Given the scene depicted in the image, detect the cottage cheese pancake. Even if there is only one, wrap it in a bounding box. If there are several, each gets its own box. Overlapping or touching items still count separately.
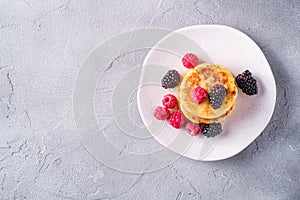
[179,63,237,119]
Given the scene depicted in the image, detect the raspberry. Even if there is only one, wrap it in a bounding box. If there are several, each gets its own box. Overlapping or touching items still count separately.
[185,122,201,136]
[191,86,208,104]
[209,84,227,109]
[235,70,258,95]
[162,94,177,109]
[202,123,222,138]
[182,53,199,69]
[153,106,170,120]
[161,70,181,89]
[169,110,186,129]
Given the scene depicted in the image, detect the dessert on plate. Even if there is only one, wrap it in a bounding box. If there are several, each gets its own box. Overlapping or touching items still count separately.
[153,53,258,138]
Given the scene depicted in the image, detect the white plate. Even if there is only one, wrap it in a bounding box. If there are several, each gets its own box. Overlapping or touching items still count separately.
[137,25,276,161]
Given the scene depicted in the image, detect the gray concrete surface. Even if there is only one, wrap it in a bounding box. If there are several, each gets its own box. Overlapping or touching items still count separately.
[0,0,300,199]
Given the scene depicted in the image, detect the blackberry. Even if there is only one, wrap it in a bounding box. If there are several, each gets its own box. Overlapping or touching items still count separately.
[235,70,258,95]
[202,123,222,138]
[161,70,181,89]
[209,84,227,109]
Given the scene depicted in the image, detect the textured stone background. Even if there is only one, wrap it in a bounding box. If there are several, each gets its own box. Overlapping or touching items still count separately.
[0,0,300,199]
